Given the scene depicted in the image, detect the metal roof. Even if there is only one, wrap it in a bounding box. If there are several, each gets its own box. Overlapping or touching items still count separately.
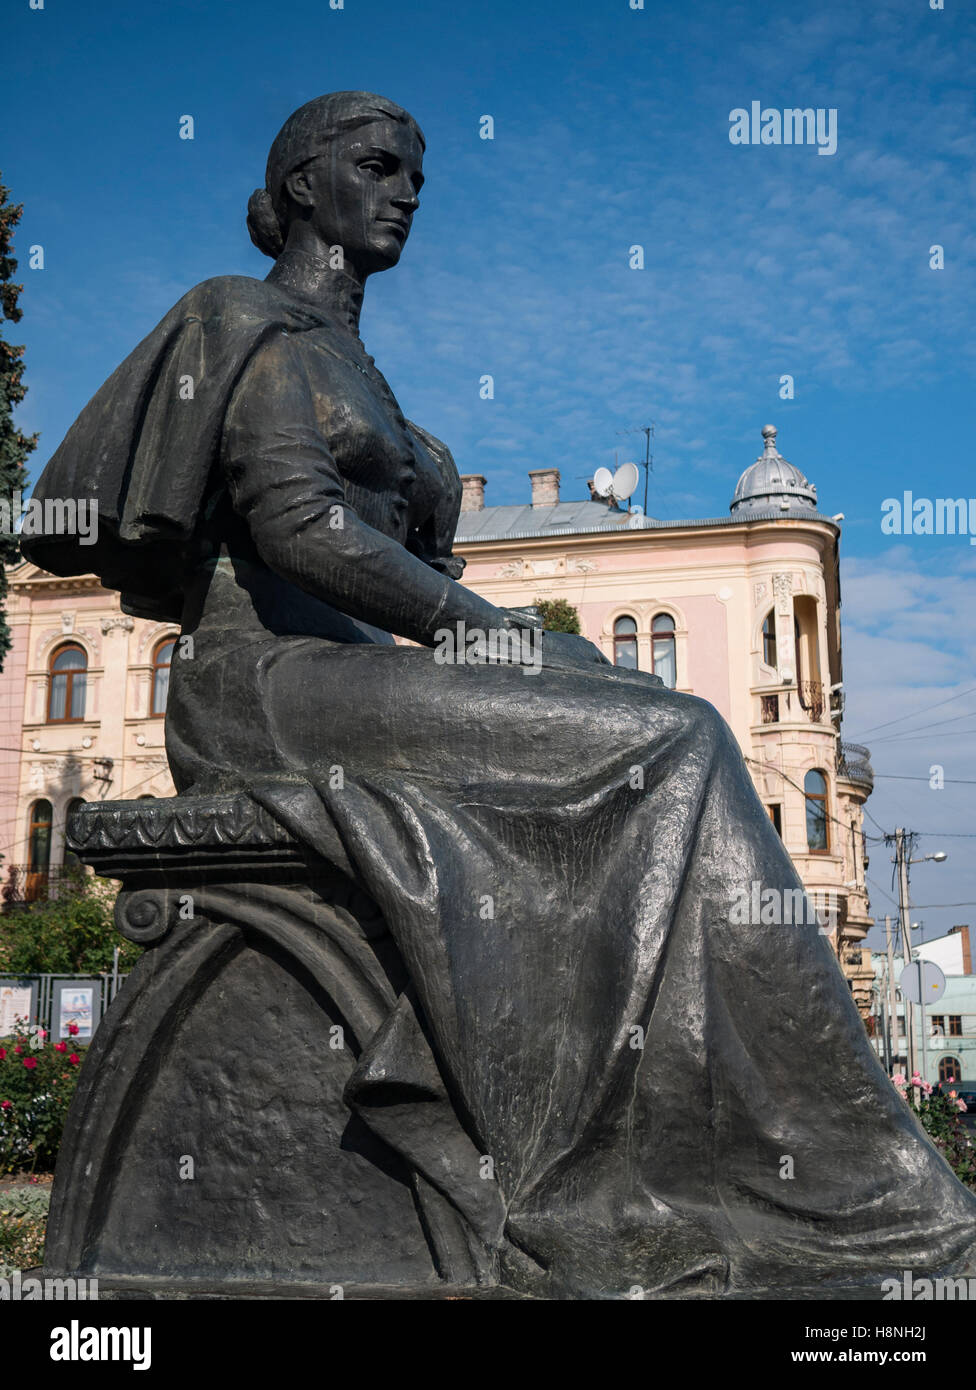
[455,502,839,545]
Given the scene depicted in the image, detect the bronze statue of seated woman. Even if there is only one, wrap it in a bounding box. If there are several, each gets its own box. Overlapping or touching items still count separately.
[24,91,976,1299]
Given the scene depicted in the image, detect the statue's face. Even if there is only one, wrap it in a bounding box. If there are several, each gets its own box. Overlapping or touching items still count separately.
[289,118,425,275]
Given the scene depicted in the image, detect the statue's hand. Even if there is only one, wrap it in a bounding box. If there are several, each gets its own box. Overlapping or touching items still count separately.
[536,629,612,671]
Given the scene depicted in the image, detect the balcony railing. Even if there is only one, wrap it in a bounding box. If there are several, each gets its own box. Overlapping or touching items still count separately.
[837,741,874,791]
[797,679,825,722]
[1,865,90,909]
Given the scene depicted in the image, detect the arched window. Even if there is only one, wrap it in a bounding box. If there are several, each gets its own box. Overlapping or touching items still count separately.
[28,799,52,873]
[48,643,87,722]
[613,615,638,669]
[63,797,87,872]
[651,613,676,689]
[804,769,829,853]
[26,798,52,901]
[939,1056,962,1084]
[762,611,777,668]
[151,637,175,716]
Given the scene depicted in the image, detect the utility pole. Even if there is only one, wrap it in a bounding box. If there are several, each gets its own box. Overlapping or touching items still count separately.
[894,829,917,1079]
[885,915,899,1074]
[887,829,948,1084]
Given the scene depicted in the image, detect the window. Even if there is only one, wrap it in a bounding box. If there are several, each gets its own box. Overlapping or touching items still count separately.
[761,694,779,724]
[939,1056,962,1083]
[26,798,52,901]
[949,1015,963,1037]
[762,611,777,668]
[804,770,829,853]
[651,613,676,689]
[28,799,52,873]
[932,1016,945,1035]
[613,615,638,669]
[48,644,87,722]
[767,804,782,836]
[151,637,175,716]
[63,797,87,872]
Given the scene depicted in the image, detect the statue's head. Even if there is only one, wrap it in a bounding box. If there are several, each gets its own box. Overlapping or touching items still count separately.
[247,91,425,277]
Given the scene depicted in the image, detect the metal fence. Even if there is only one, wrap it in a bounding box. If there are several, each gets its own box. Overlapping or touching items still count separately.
[0,971,128,1044]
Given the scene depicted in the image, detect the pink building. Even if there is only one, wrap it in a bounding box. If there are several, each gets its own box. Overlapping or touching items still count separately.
[0,424,874,1008]
[454,426,875,1011]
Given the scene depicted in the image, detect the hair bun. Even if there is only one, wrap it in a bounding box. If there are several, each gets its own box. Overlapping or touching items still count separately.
[246,187,285,260]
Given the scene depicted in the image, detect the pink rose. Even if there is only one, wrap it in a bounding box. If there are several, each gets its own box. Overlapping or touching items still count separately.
[0,1100,11,1111]
[68,1053,80,1066]
[54,1041,67,1054]
[22,1056,37,1070]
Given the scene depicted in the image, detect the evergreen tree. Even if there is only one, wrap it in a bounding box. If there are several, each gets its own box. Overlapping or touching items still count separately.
[0,177,38,669]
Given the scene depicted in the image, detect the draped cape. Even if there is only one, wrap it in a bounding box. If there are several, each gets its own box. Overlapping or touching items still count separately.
[20,277,332,621]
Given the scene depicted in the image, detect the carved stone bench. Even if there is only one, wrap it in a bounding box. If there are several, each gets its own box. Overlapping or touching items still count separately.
[42,794,496,1298]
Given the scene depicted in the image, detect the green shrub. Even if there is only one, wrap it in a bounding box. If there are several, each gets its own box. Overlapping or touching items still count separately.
[0,872,141,976]
[0,1182,49,1275]
[533,597,582,634]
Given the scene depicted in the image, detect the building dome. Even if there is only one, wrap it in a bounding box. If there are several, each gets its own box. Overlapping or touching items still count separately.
[730,425,818,515]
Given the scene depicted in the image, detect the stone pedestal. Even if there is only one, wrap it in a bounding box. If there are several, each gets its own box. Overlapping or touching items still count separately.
[42,795,470,1297]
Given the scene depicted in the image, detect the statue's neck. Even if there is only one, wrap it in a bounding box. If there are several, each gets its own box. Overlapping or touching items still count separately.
[267,246,365,336]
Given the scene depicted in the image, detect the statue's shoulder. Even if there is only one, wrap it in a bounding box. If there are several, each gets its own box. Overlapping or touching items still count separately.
[407,419,458,473]
[171,274,314,331]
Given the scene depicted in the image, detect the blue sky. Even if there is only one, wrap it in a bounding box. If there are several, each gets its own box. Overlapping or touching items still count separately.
[6,0,975,942]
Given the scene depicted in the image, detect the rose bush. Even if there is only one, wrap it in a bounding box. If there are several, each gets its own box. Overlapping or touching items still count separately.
[0,1018,86,1174]
[893,1071,975,1189]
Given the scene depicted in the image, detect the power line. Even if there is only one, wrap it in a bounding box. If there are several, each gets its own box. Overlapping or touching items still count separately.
[847,685,976,741]
[868,728,976,745]
[871,774,976,785]
[867,708,976,743]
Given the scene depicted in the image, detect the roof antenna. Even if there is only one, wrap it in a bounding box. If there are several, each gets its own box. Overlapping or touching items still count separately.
[615,424,654,513]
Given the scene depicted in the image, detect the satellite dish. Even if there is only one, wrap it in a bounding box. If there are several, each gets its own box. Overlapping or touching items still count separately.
[593,467,613,497]
[612,462,640,500]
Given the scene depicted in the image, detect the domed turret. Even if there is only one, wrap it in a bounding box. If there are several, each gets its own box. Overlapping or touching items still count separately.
[730,425,818,515]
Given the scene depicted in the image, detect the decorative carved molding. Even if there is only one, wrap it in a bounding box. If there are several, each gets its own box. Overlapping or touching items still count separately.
[137,623,179,662]
[495,559,525,578]
[68,794,296,855]
[569,557,599,574]
[772,572,794,616]
[753,581,768,607]
[101,615,134,636]
[61,611,75,634]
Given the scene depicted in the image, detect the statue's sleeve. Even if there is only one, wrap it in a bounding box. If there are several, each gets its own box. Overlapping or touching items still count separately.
[220,332,504,646]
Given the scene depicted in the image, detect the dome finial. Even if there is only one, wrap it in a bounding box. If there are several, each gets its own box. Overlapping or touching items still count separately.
[729,423,817,515]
